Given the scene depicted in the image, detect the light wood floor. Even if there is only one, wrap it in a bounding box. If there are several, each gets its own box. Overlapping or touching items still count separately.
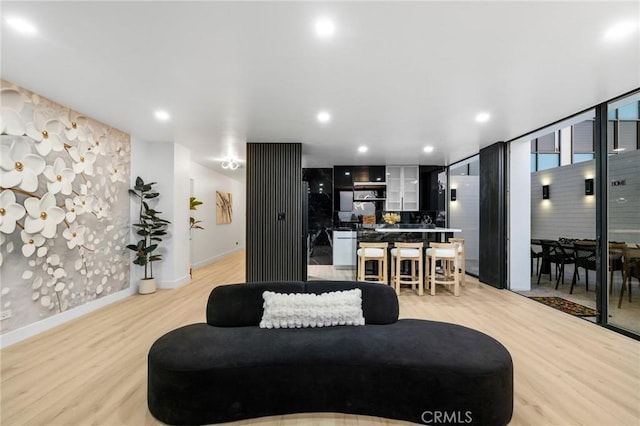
[1,251,639,426]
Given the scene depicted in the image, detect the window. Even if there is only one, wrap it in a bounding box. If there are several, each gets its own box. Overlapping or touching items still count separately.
[617,102,639,120]
[607,100,639,153]
[572,120,594,161]
[573,153,594,164]
[537,153,560,170]
[530,133,559,171]
[618,121,638,151]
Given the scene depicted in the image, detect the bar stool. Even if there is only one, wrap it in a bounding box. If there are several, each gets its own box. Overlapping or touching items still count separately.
[426,242,460,296]
[449,237,466,285]
[390,242,424,295]
[357,242,389,284]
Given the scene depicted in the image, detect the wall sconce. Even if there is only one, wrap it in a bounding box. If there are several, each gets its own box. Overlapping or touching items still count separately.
[451,189,457,202]
[542,185,550,200]
[585,178,594,196]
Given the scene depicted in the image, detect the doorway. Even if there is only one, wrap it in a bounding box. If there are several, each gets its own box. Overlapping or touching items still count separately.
[509,90,640,338]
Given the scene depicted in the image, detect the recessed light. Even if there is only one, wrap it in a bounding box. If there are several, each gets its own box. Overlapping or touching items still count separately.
[475,112,491,123]
[315,18,335,38]
[423,146,434,153]
[358,146,368,153]
[345,172,350,176]
[6,17,37,35]
[154,110,170,121]
[319,183,324,186]
[317,111,331,123]
[604,21,638,41]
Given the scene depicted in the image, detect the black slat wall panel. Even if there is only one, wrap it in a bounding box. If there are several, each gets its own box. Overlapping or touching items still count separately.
[479,142,507,289]
[246,143,303,282]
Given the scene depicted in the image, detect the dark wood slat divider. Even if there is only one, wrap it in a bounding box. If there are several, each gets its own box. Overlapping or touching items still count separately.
[479,141,507,288]
[246,143,304,282]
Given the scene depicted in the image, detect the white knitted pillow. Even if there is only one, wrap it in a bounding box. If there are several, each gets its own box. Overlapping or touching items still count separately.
[260,289,365,329]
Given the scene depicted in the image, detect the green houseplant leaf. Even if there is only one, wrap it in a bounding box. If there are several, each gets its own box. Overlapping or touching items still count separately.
[127,176,171,279]
[189,196,205,231]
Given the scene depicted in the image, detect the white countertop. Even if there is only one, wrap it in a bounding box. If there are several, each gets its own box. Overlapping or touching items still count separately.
[375,226,462,233]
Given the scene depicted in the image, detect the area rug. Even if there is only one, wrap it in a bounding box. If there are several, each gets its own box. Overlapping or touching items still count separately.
[529,297,597,317]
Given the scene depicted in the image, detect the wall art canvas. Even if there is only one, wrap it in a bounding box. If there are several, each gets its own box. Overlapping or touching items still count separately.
[0,80,131,334]
[216,191,232,224]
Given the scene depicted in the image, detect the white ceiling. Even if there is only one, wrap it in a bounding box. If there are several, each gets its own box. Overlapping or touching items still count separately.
[2,1,639,178]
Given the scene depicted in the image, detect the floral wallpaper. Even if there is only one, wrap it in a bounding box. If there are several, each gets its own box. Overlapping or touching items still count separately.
[0,80,131,334]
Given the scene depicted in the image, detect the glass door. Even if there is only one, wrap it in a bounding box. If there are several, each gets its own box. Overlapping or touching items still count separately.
[449,156,479,276]
[606,91,640,335]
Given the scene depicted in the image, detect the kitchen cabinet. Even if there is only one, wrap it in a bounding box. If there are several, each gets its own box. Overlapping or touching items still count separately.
[333,230,357,268]
[352,166,386,183]
[385,165,419,211]
[333,166,353,189]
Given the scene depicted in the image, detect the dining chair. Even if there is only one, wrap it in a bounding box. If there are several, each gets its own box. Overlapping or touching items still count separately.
[608,242,626,295]
[618,245,639,308]
[550,241,576,289]
[571,241,596,294]
[537,240,564,285]
[531,239,544,277]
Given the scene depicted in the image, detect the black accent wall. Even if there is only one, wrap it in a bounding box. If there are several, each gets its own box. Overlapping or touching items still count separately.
[479,142,507,288]
[246,143,305,282]
[419,165,447,211]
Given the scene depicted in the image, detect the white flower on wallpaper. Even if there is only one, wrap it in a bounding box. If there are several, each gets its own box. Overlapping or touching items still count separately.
[23,192,65,238]
[0,138,46,192]
[0,190,25,234]
[0,80,131,333]
[20,230,45,257]
[43,158,75,195]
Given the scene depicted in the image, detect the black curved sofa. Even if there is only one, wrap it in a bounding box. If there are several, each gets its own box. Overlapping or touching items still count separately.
[148,281,513,425]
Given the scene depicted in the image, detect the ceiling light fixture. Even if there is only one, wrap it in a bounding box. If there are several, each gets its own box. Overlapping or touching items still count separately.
[475,112,491,123]
[317,111,331,123]
[358,146,368,153]
[6,17,37,35]
[315,18,335,38]
[604,21,638,41]
[154,110,170,121]
[423,146,434,153]
[221,158,240,170]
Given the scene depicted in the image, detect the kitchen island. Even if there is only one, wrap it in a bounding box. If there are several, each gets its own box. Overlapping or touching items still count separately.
[359,224,462,244]
[332,225,462,269]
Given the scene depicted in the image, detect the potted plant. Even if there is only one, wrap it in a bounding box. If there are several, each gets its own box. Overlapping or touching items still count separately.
[127,176,171,294]
[189,196,204,278]
[190,196,204,231]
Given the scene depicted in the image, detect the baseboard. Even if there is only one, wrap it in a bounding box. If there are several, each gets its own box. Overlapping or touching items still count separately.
[191,247,243,269]
[157,274,191,289]
[509,280,532,291]
[0,286,137,349]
